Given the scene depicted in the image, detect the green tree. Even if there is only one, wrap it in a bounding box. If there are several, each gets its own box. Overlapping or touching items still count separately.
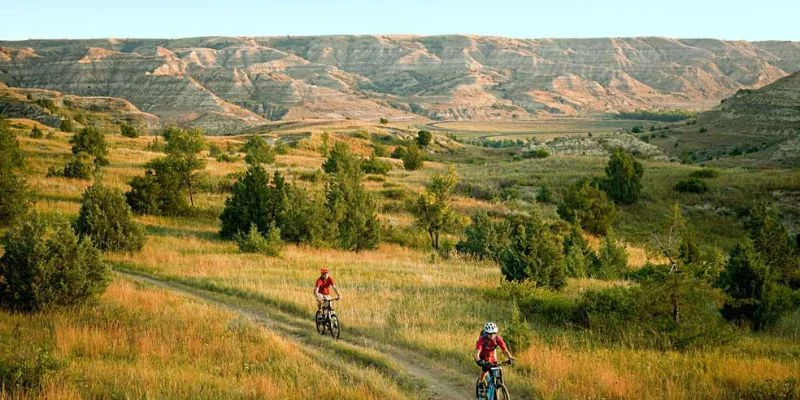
[120,123,139,138]
[70,126,109,166]
[75,184,145,252]
[59,152,96,179]
[745,203,799,287]
[718,241,794,330]
[243,135,276,165]
[604,149,644,204]
[324,144,380,251]
[402,143,424,171]
[593,231,628,279]
[0,213,108,312]
[557,179,616,235]
[126,157,190,216]
[281,185,326,246]
[416,130,432,147]
[0,118,30,225]
[59,119,75,133]
[219,165,288,240]
[236,223,284,257]
[500,214,566,290]
[562,222,596,278]
[30,125,44,138]
[162,127,206,207]
[456,210,509,261]
[411,168,461,250]
[390,145,407,160]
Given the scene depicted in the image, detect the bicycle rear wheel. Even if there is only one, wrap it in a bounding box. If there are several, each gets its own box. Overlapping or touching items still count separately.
[494,384,510,400]
[328,315,340,339]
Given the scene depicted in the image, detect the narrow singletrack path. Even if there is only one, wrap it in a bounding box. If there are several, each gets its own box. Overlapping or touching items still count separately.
[118,270,475,400]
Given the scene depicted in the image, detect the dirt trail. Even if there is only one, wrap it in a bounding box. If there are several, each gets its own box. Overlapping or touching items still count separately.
[118,271,474,400]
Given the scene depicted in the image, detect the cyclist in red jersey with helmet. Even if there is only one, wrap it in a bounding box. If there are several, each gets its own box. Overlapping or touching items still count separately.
[474,321,514,399]
[314,267,340,320]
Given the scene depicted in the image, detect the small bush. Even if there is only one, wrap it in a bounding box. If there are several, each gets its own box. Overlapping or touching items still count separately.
[402,143,424,170]
[536,184,553,203]
[372,144,389,157]
[0,213,109,312]
[416,130,432,147]
[674,178,709,194]
[56,152,95,179]
[236,224,284,257]
[209,143,238,162]
[699,127,708,133]
[0,349,61,393]
[523,149,550,159]
[557,179,617,235]
[75,184,145,252]
[243,135,276,165]
[30,125,44,138]
[59,119,75,133]
[361,156,392,175]
[120,123,139,138]
[689,168,719,179]
[390,145,407,160]
[380,188,408,201]
[70,126,109,166]
[379,118,388,125]
[145,138,166,152]
[275,141,290,155]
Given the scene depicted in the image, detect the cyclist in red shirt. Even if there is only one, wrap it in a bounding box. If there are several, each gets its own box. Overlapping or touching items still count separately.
[314,267,340,316]
[474,322,514,399]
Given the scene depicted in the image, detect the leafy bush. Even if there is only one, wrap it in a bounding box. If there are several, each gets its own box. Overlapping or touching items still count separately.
[59,151,96,179]
[536,184,553,203]
[0,119,29,225]
[523,149,550,159]
[604,149,644,204]
[322,142,360,175]
[209,143,239,162]
[361,155,392,175]
[236,224,284,257]
[390,145,407,159]
[562,223,596,278]
[500,214,566,290]
[30,125,44,138]
[0,348,60,393]
[416,130,432,147]
[592,232,629,279]
[120,123,139,138]
[243,135,275,165]
[379,118,388,125]
[70,126,109,165]
[402,143,424,170]
[220,165,287,240]
[0,213,109,312]
[557,179,617,235]
[456,210,509,261]
[59,119,75,133]
[674,178,709,194]
[372,144,389,157]
[126,157,190,216]
[75,184,145,252]
[689,168,719,179]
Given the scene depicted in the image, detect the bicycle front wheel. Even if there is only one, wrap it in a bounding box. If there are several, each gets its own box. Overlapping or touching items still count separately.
[316,311,325,334]
[494,384,510,400]
[328,315,340,339]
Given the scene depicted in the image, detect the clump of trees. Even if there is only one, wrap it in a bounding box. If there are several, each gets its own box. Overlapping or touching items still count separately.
[126,127,206,215]
[47,126,110,179]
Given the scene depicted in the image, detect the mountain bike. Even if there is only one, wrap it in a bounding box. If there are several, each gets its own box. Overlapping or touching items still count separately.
[315,297,340,339]
[477,359,513,400]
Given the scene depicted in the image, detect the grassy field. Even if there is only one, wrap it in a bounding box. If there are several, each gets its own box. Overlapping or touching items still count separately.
[3,120,800,399]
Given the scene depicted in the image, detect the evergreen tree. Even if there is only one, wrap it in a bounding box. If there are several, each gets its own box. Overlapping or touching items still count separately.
[75,184,145,252]
[402,143,424,171]
[593,231,628,279]
[456,210,509,261]
[604,149,644,204]
[219,165,288,240]
[500,214,566,290]
[0,213,108,312]
[557,179,616,235]
[745,203,799,287]
[416,130,432,147]
[70,126,109,166]
[243,135,276,165]
[562,223,595,278]
[126,157,189,216]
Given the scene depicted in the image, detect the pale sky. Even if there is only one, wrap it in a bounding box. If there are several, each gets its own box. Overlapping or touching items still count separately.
[2,0,799,41]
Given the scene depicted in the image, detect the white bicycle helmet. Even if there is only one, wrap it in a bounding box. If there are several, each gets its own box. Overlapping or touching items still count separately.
[483,322,499,334]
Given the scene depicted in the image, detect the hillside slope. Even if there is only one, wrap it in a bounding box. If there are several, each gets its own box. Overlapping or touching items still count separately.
[2,36,800,132]
[651,72,800,167]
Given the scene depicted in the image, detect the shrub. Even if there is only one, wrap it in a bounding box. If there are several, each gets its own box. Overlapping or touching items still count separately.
[390,145,407,159]
[60,152,96,179]
[416,130,432,147]
[70,126,109,165]
[557,179,617,235]
[456,210,509,260]
[236,224,284,257]
[243,135,275,165]
[0,120,29,225]
[689,168,719,179]
[275,140,290,155]
[0,348,60,393]
[372,144,389,157]
[75,184,145,252]
[30,125,44,138]
[500,214,566,290]
[631,125,643,133]
[592,232,629,279]
[126,157,190,216]
[0,214,109,312]
[402,143,424,170]
[536,184,553,203]
[379,117,388,125]
[323,142,360,175]
[562,223,596,278]
[59,119,75,133]
[523,149,550,159]
[219,165,287,240]
[699,127,708,133]
[604,148,644,204]
[361,155,392,175]
[209,143,238,162]
[120,122,139,138]
[674,178,708,194]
